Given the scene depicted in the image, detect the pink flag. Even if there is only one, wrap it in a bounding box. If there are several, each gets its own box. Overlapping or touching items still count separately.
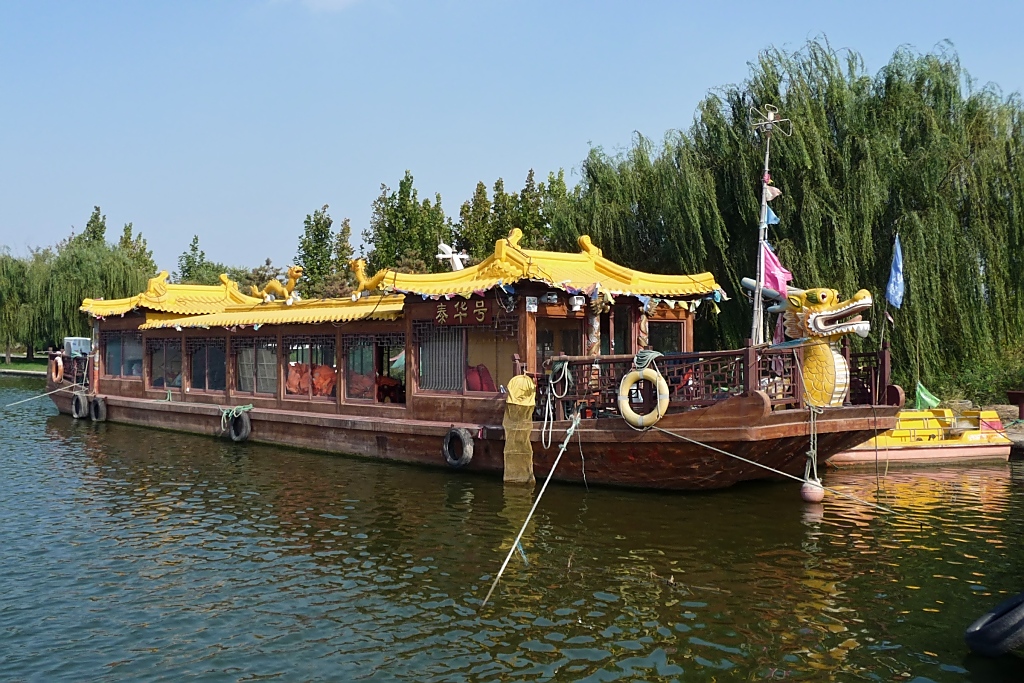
[762,242,792,297]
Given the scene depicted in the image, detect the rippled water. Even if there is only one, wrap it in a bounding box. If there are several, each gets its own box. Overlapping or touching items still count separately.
[3,377,1024,681]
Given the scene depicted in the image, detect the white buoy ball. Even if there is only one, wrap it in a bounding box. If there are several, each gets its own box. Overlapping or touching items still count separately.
[800,480,825,503]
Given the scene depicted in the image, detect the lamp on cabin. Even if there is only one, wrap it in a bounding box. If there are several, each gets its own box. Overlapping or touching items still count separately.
[570,296,586,312]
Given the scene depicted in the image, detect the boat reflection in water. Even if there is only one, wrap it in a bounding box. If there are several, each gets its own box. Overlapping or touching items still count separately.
[23,409,1023,681]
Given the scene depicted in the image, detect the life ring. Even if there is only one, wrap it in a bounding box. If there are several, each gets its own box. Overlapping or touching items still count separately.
[442,427,474,468]
[617,367,670,428]
[50,355,64,384]
[71,392,89,420]
[229,412,252,442]
[89,396,107,422]
[965,591,1024,656]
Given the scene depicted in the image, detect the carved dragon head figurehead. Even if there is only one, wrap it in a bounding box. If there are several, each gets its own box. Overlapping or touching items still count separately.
[775,288,873,342]
[741,277,876,407]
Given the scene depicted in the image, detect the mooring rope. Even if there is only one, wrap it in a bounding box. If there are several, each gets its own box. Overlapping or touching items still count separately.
[541,361,572,449]
[650,424,934,527]
[220,404,254,432]
[3,383,82,409]
[482,411,583,608]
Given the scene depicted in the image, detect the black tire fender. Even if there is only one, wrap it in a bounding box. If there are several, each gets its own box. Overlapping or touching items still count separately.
[89,396,107,422]
[965,591,1024,657]
[442,427,473,468]
[71,392,89,420]
[229,412,252,442]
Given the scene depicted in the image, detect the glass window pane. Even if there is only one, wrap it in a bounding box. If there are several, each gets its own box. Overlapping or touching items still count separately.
[237,348,255,393]
[191,347,207,390]
[104,338,122,377]
[151,347,166,388]
[166,344,182,387]
[311,341,336,398]
[123,337,143,377]
[346,343,374,399]
[207,345,226,391]
[285,341,310,397]
[466,329,516,392]
[255,345,277,394]
[649,322,682,354]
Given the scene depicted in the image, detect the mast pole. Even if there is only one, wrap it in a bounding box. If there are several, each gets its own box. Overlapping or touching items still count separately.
[749,105,791,346]
[751,131,772,345]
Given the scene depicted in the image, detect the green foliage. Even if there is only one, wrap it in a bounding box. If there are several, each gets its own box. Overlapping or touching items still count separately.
[363,171,452,274]
[545,39,1024,387]
[174,235,227,285]
[117,223,157,277]
[295,204,334,297]
[0,250,28,354]
[454,170,560,259]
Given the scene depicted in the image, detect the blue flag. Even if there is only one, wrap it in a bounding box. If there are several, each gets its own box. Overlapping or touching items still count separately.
[766,206,780,225]
[886,235,904,308]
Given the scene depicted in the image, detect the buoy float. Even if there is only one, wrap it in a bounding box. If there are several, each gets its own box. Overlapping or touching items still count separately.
[800,480,825,503]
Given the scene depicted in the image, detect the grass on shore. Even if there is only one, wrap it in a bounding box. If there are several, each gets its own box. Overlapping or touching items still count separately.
[1,359,48,372]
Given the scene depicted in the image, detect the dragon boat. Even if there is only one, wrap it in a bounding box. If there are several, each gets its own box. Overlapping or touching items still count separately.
[46,227,903,491]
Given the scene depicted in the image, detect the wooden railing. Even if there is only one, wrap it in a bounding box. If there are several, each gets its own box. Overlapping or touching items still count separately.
[532,340,892,418]
[845,340,892,406]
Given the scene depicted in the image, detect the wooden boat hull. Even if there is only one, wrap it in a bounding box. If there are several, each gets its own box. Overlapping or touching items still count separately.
[50,384,899,491]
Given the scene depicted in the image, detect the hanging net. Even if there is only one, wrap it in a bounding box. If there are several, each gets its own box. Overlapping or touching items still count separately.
[503,375,537,485]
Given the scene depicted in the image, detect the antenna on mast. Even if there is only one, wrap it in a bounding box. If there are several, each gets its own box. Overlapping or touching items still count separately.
[749,104,792,345]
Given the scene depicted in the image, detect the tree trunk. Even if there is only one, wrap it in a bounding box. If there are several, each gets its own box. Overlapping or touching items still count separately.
[4,344,10,365]
[26,343,34,361]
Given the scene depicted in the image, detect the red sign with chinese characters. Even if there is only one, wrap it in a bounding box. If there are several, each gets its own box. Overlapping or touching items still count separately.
[434,298,493,325]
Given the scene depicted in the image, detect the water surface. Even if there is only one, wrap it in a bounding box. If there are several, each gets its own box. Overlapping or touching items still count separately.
[2,376,1023,681]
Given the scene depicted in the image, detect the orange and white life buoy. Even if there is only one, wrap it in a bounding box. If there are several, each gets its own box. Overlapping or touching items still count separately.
[617,367,670,429]
[50,355,64,384]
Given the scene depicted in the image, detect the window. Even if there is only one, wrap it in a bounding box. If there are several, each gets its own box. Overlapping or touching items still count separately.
[343,333,406,403]
[285,335,337,399]
[536,318,582,369]
[234,337,277,395]
[101,331,143,378]
[147,338,182,388]
[188,338,227,392]
[599,305,632,355]
[649,322,683,353]
[416,320,518,394]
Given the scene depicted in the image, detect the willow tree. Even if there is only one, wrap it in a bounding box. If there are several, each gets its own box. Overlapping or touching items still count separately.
[549,39,1024,393]
[36,239,149,344]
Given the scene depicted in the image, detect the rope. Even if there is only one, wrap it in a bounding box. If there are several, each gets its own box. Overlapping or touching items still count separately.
[803,405,823,484]
[650,424,934,528]
[3,383,82,409]
[220,404,254,432]
[541,361,573,449]
[482,412,583,608]
[632,350,663,370]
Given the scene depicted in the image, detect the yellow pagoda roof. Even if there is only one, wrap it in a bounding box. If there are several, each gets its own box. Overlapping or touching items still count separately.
[81,271,262,317]
[139,294,405,330]
[352,230,721,298]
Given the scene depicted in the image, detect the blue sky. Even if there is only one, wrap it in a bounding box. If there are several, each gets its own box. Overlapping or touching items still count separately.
[2,0,1022,272]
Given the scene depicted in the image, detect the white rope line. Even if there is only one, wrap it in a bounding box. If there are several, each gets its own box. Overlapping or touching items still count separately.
[3,383,84,409]
[482,412,582,608]
[650,424,934,527]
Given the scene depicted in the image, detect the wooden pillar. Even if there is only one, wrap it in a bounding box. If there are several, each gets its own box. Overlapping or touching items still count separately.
[743,338,758,394]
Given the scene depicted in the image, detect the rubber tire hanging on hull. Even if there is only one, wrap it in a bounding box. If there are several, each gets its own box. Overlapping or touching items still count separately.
[229,412,252,442]
[89,396,107,422]
[71,393,89,420]
[965,591,1024,656]
[443,427,474,468]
